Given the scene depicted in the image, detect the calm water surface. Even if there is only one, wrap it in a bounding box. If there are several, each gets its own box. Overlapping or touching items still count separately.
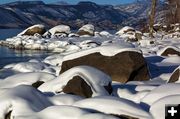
[0,29,52,68]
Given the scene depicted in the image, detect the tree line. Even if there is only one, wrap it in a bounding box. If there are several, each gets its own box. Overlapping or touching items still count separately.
[149,0,180,37]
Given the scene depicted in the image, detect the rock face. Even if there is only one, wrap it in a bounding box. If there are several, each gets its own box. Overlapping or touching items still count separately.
[60,51,150,83]
[168,67,180,83]
[18,24,46,36]
[63,76,93,98]
[161,47,180,56]
[77,24,95,36]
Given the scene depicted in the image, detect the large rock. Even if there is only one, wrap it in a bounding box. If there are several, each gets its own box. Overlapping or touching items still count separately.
[63,76,93,98]
[18,24,46,36]
[39,66,112,97]
[60,45,150,83]
[77,24,95,36]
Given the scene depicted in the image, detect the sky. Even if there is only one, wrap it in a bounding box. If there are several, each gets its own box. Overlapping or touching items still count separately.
[0,0,135,5]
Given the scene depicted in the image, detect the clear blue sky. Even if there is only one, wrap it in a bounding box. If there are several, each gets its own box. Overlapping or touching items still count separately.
[0,0,135,5]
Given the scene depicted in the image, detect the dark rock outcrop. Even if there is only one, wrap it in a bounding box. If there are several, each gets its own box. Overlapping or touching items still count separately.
[168,68,180,83]
[5,111,12,119]
[23,26,46,36]
[60,51,150,83]
[62,76,93,98]
[32,81,45,88]
[161,48,180,56]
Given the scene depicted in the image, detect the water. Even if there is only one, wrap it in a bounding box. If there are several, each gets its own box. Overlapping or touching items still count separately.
[0,29,52,68]
[0,29,23,40]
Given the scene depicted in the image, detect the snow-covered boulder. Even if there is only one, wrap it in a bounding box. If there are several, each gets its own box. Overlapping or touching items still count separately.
[18,24,46,36]
[79,40,101,49]
[77,24,95,36]
[68,33,79,37]
[59,43,150,83]
[0,85,52,119]
[116,26,142,42]
[168,66,180,83]
[116,26,135,35]
[43,25,71,38]
[0,72,55,89]
[99,31,112,37]
[73,96,152,119]
[157,46,180,56]
[12,62,46,72]
[39,66,112,97]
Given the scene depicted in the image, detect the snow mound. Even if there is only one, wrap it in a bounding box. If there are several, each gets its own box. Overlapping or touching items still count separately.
[0,72,55,89]
[73,96,151,119]
[16,105,119,119]
[12,62,46,72]
[49,94,84,106]
[0,85,52,119]
[141,83,180,105]
[150,95,180,119]
[39,66,112,97]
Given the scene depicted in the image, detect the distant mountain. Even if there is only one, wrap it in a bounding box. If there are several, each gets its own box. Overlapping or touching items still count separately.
[115,0,167,28]
[0,0,167,30]
[50,1,69,5]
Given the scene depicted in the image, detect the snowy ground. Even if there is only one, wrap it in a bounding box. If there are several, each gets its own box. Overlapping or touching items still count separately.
[0,25,180,119]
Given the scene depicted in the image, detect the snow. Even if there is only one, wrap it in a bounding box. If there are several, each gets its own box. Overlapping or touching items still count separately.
[49,94,84,106]
[73,96,152,119]
[12,62,46,72]
[141,84,180,105]
[0,72,55,89]
[99,31,112,37]
[16,106,119,119]
[0,85,52,118]
[39,66,111,96]
[150,95,180,119]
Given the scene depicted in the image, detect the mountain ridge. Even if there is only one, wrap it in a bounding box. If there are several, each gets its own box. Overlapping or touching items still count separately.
[0,0,166,30]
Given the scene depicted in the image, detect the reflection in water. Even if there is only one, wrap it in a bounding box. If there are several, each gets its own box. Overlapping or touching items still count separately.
[0,46,52,68]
